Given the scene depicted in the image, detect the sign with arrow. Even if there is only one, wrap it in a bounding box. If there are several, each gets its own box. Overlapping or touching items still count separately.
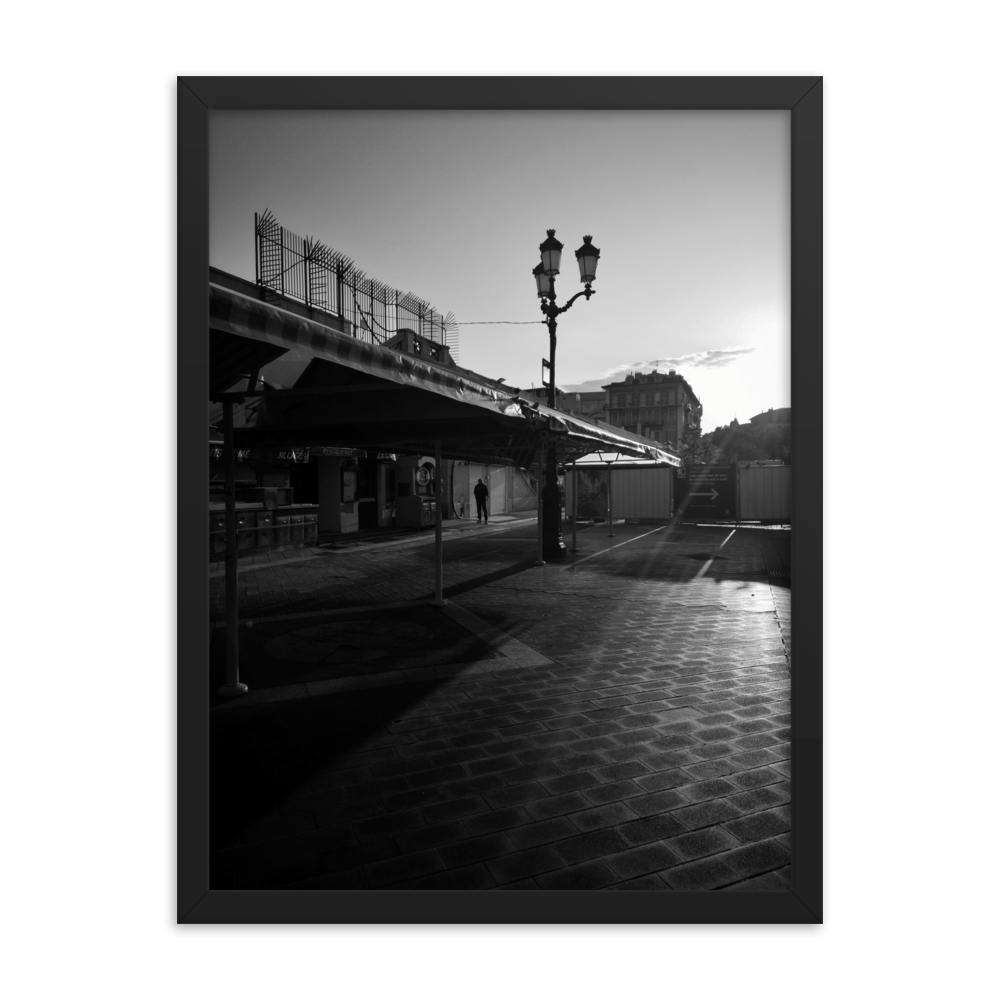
[675,465,735,519]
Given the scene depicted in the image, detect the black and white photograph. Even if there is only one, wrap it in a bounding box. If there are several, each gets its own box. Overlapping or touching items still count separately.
[202,101,804,898]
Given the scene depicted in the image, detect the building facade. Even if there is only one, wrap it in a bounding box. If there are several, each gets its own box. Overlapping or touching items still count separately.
[748,406,791,428]
[560,390,608,424]
[603,369,702,447]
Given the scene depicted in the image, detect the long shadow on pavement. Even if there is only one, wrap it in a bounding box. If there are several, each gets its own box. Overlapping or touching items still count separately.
[211,681,443,855]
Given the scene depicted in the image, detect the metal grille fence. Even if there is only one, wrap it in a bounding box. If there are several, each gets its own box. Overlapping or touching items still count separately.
[254,209,459,359]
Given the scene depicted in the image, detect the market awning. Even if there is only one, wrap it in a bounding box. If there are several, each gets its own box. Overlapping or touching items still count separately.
[210,282,680,467]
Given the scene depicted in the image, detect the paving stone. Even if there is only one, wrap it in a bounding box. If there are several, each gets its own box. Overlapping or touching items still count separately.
[440,773,507,798]
[422,795,489,824]
[540,771,602,795]
[363,849,444,888]
[634,769,690,793]
[483,782,549,809]
[605,842,682,880]
[608,874,671,890]
[664,827,742,861]
[696,712,739,726]
[410,864,496,890]
[497,761,565,785]
[570,802,639,832]
[466,753,521,776]
[612,727,662,745]
[353,809,426,841]
[593,760,652,782]
[721,869,791,891]
[718,838,791,877]
[672,799,744,831]
[528,732,580,749]
[643,750,700,771]
[437,833,516,868]
[770,780,792,803]
[575,721,626,738]
[463,807,532,836]
[496,877,540,890]
[681,778,741,803]
[535,860,620,890]
[660,856,742,890]
[517,745,574,765]
[582,780,645,805]
[506,817,580,851]
[319,839,397,875]
[681,758,741,780]
[617,814,688,846]
[428,747,488,767]
[382,787,449,812]
[732,732,784,750]
[281,868,367,891]
[723,808,792,843]
[407,764,469,788]
[565,736,618,753]
[552,828,632,865]
[485,846,566,885]
[727,786,787,814]
[525,792,591,820]
[554,752,612,774]
[729,766,784,790]
[398,738,451,758]
[685,741,738,761]
[626,790,687,817]
[393,820,469,854]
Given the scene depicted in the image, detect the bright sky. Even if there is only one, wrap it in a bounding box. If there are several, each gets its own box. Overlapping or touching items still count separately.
[209,110,789,431]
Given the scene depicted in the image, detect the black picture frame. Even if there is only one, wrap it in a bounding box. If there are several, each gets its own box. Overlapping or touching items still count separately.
[178,76,822,924]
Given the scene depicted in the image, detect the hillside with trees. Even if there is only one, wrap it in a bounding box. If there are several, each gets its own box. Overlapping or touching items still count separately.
[706,418,792,465]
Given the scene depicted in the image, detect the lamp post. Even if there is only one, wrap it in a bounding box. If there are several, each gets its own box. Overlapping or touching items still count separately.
[533,229,601,560]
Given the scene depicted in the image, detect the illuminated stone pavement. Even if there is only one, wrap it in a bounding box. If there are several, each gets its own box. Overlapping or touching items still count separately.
[209,519,792,890]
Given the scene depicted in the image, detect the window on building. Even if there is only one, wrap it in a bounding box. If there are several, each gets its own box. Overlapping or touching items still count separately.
[666,386,676,404]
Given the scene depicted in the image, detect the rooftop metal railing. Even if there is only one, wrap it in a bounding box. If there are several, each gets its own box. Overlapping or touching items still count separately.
[255,209,459,360]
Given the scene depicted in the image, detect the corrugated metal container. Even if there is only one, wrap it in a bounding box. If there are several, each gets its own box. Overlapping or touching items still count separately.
[611,467,673,519]
[737,464,791,521]
[565,466,673,521]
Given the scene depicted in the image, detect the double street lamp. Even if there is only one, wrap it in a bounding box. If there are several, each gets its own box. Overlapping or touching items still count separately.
[531,229,601,560]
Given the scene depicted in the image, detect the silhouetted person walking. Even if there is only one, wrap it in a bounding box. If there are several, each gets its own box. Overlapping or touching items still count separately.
[473,478,489,523]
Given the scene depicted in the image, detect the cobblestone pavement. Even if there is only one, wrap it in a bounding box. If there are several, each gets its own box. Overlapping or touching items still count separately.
[210,522,792,891]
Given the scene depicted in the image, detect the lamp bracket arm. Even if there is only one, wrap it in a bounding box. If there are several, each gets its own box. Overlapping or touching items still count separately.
[554,285,595,315]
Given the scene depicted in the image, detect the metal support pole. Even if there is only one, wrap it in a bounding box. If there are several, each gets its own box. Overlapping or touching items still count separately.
[432,439,446,605]
[570,456,579,552]
[607,462,615,538]
[535,446,545,566]
[219,400,247,698]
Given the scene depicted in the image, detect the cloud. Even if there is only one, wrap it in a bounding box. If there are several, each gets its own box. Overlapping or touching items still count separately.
[561,347,758,393]
[603,347,757,375]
